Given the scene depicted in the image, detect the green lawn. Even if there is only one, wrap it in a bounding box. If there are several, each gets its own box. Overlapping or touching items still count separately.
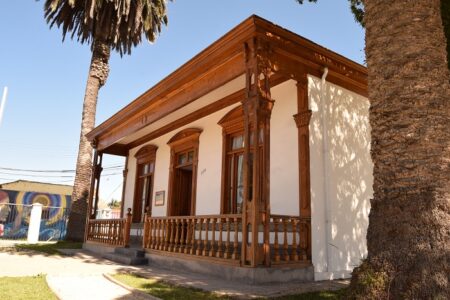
[0,275,57,300]
[15,241,82,255]
[113,273,345,300]
[113,273,233,300]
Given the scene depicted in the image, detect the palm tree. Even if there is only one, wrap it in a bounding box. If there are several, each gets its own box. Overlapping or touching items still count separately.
[297,0,449,298]
[43,0,169,241]
[349,1,450,298]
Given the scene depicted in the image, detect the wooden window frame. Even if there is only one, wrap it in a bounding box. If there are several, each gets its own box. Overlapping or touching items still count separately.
[133,144,157,223]
[218,106,245,214]
[166,128,202,216]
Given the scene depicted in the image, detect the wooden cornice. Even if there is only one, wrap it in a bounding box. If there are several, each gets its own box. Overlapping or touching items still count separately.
[90,15,367,153]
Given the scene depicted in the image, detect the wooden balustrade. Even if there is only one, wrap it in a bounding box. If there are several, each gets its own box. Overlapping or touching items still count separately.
[141,213,310,266]
[87,208,132,247]
[269,214,311,264]
[143,214,242,263]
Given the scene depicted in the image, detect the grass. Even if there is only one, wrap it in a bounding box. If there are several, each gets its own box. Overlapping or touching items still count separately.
[0,275,57,300]
[15,240,82,255]
[112,273,233,300]
[113,273,345,300]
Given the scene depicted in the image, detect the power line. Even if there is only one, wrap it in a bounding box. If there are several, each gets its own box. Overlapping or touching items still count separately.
[0,171,123,178]
[0,165,123,173]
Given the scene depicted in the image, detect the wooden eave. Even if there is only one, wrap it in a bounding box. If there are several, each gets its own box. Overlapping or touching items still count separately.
[88,15,367,155]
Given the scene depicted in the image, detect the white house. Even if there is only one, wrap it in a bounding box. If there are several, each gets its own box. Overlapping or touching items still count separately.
[84,15,372,283]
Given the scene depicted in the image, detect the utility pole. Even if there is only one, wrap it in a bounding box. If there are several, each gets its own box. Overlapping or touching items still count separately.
[0,87,8,128]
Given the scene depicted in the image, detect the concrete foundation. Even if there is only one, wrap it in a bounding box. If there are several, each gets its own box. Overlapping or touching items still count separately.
[146,253,314,285]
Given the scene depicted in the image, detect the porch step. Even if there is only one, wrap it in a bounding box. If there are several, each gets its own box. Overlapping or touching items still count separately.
[102,248,148,265]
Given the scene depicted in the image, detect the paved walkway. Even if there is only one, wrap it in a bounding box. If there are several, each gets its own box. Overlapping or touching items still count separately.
[0,246,348,299]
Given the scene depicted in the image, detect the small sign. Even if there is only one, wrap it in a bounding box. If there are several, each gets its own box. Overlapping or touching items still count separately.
[154,191,165,206]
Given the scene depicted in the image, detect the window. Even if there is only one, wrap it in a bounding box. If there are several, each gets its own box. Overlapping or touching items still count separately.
[133,145,157,223]
[225,133,245,214]
[219,106,262,214]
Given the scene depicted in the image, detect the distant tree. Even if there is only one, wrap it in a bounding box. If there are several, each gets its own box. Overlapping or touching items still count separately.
[108,199,121,209]
[296,0,450,298]
[43,0,169,241]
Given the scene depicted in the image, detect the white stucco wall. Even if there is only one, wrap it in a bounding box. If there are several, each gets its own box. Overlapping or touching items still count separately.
[309,75,373,280]
[270,80,299,215]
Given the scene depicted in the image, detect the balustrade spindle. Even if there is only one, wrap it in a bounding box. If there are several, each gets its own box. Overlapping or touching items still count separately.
[149,219,156,249]
[149,219,153,248]
[283,218,290,261]
[112,222,117,244]
[291,219,299,261]
[158,220,162,249]
[217,218,223,258]
[203,218,209,256]
[196,218,203,255]
[185,219,191,254]
[190,219,196,255]
[174,219,180,252]
[274,218,280,262]
[225,217,231,259]
[179,219,185,253]
[232,217,239,259]
[157,219,162,250]
[167,219,173,251]
[210,218,216,257]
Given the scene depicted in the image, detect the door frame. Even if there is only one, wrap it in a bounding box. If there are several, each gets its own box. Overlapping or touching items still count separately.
[166,128,202,216]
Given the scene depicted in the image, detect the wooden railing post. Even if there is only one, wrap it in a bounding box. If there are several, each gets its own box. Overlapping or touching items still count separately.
[123,208,132,247]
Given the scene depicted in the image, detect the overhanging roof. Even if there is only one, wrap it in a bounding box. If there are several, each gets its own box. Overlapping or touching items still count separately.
[87,15,367,155]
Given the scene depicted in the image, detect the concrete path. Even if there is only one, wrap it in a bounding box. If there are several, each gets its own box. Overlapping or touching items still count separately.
[47,274,131,300]
[0,247,150,299]
[0,246,348,299]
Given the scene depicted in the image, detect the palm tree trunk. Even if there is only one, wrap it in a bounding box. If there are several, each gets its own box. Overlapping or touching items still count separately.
[349,0,450,298]
[66,40,110,242]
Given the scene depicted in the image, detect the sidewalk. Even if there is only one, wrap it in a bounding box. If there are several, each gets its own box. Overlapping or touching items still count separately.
[0,247,348,299]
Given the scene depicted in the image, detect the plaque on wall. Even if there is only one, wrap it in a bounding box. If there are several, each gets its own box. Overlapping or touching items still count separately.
[154,191,165,206]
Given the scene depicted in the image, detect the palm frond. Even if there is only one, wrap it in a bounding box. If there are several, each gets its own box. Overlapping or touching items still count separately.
[43,0,169,55]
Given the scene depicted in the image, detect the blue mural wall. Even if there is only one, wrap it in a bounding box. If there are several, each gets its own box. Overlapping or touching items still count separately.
[0,189,71,240]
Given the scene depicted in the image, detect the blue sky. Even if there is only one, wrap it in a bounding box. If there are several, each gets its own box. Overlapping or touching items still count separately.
[0,0,364,202]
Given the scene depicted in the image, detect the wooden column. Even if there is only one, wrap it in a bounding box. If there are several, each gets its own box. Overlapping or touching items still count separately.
[87,147,98,220]
[85,144,99,241]
[120,155,128,218]
[91,152,103,219]
[241,37,274,267]
[293,74,312,260]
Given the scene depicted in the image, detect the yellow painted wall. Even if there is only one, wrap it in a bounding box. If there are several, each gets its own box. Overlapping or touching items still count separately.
[0,181,72,196]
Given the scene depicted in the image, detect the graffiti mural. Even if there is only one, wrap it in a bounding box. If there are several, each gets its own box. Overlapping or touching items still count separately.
[0,189,71,241]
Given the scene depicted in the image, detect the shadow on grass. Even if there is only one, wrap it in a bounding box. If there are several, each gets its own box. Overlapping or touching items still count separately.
[14,241,83,255]
[114,273,235,300]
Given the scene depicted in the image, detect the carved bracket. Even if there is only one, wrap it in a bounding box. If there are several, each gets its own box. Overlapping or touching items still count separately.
[293,110,312,128]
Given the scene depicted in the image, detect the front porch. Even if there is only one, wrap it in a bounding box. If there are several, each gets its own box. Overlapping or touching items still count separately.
[85,212,312,267]
[85,211,314,283]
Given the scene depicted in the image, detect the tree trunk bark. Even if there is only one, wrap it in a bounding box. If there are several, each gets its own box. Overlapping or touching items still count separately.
[349,0,450,298]
[66,40,110,242]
